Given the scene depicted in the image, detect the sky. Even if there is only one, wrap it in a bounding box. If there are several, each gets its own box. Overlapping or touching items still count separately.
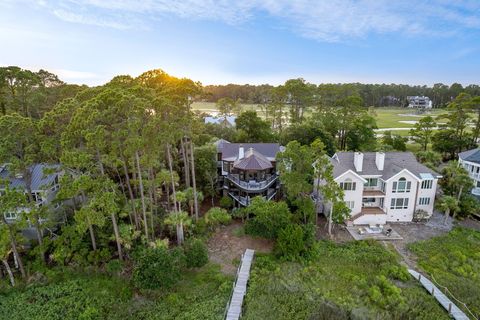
[1,0,480,86]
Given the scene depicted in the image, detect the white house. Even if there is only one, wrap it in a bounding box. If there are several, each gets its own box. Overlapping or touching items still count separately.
[407,96,432,109]
[458,148,480,197]
[316,152,441,226]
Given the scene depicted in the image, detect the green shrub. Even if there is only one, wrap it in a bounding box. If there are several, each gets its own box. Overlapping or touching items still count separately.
[243,241,448,320]
[205,207,232,229]
[132,247,186,289]
[184,238,209,268]
[244,198,292,239]
[105,259,124,276]
[275,224,304,260]
[219,196,233,209]
[409,227,480,316]
[385,265,410,282]
[193,217,208,236]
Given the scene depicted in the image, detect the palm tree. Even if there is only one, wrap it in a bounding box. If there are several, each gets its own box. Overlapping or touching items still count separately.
[164,211,191,245]
[172,191,187,212]
[437,195,460,225]
[185,188,204,218]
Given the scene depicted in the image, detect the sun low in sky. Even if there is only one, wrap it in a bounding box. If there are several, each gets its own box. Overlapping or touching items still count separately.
[1,0,479,86]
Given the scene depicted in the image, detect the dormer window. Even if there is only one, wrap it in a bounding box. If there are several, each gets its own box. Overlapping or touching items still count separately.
[392,177,411,193]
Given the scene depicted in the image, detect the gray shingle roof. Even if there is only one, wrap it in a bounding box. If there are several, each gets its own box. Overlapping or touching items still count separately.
[214,139,230,152]
[459,148,480,164]
[220,143,282,161]
[331,152,440,180]
[233,148,273,170]
[0,163,61,191]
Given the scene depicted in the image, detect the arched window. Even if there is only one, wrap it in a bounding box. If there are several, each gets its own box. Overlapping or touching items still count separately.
[340,178,356,191]
[393,177,411,193]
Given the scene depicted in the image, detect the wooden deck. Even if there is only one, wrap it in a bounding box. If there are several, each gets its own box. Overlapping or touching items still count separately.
[360,207,386,215]
[225,249,255,320]
[362,190,385,197]
[408,269,470,320]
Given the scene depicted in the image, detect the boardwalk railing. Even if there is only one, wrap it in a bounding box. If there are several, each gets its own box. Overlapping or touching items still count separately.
[429,273,479,320]
[408,269,474,320]
[224,249,255,320]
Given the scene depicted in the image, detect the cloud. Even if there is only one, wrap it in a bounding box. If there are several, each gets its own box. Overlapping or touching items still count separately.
[52,9,132,29]
[37,0,480,42]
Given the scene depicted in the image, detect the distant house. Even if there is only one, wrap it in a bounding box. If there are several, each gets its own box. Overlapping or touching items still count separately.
[0,163,63,239]
[205,116,236,127]
[216,141,283,206]
[407,96,432,109]
[458,148,480,197]
[315,152,441,226]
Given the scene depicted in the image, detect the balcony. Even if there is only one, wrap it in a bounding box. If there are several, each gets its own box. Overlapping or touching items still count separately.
[228,189,277,207]
[472,187,480,196]
[361,207,386,215]
[226,174,278,192]
[362,189,385,197]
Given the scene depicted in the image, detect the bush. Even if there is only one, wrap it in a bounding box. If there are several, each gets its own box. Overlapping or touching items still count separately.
[105,259,124,276]
[193,217,208,236]
[219,196,233,209]
[244,198,292,239]
[184,238,209,268]
[132,247,186,289]
[275,224,304,260]
[205,207,232,229]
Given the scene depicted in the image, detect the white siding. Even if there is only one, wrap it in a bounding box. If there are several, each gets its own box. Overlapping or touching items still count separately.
[334,171,364,219]
[354,213,387,225]
[415,179,438,216]
[384,171,419,222]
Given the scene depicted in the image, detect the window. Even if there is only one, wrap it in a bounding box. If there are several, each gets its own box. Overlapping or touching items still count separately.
[340,179,356,191]
[345,201,355,210]
[390,198,409,209]
[419,197,430,205]
[392,178,411,193]
[421,180,433,189]
[364,178,378,187]
[4,212,17,220]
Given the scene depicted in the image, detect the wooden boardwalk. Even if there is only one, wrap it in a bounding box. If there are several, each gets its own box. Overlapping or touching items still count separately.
[225,249,255,320]
[408,269,470,320]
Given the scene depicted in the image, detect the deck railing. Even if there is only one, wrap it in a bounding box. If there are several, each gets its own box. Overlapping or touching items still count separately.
[226,174,278,191]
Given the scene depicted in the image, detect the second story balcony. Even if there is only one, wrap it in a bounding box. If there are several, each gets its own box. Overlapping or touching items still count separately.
[226,173,278,191]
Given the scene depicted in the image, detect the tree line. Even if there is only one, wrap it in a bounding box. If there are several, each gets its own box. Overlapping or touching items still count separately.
[204,80,480,108]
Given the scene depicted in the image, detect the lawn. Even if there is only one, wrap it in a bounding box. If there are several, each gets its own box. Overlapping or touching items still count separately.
[409,227,480,318]
[0,264,232,320]
[242,241,448,320]
[193,103,445,130]
[373,108,444,129]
